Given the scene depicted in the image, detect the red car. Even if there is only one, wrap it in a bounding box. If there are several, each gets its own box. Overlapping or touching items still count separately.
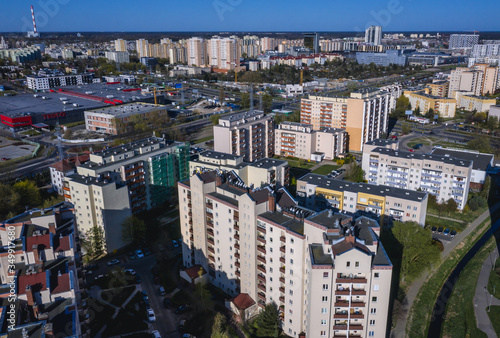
[409,149,415,152]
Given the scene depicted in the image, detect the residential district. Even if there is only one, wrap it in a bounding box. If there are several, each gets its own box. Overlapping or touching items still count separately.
[0,10,499,338]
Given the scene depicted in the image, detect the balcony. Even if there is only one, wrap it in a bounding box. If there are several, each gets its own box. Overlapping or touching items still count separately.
[258,274,266,282]
[258,293,266,301]
[234,223,239,231]
[351,301,365,307]
[207,228,214,236]
[207,246,215,254]
[335,289,350,296]
[349,325,363,331]
[279,266,285,273]
[280,246,286,253]
[207,237,214,245]
[279,256,285,263]
[257,246,266,254]
[279,286,285,293]
[334,313,348,319]
[234,233,240,241]
[280,276,285,283]
[235,261,240,268]
[234,243,240,250]
[334,300,349,307]
[233,212,239,221]
[206,213,213,220]
[257,235,266,244]
[333,325,347,330]
[336,274,367,284]
[208,255,215,262]
[235,252,240,259]
[258,284,266,292]
[280,236,286,242]
[257,226,266,234]
[257,256,266,264]
[236,270,240,277]
[350,312,364,319]
[206,202,213,209]
[207,220,214,228]
[189,227,193,234]
[258,265,266,273]
[351,289,366,296]
[279,296,285,303]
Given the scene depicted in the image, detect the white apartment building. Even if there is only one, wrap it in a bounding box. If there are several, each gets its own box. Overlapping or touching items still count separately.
[448,64,499,98]
[136,39,149,58]
[365,26,382,45]
[297,174,428,225]
[188,37,207,67]
[105,51,130,64]
[209,36,241,70]
[178,170,393,338]
[275,122,348,160]
[214,110,274,162]
[50,154,89,195]
[26,74,97,90]
[449,34,479,49]
[115,39,127,52]
[363,147,472,210]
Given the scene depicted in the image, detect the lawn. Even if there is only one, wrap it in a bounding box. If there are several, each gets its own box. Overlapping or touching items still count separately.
[425,215,466,232]
[100,285,136,308]
[273,155,316,170]
[488,257,500,299]
[441,237,496,338]
[311,164,340,175]
[488,306,500,336]
[406,137,440,148]
[194,135,214,144]
[427,204,489,225]
[103,307,148,336]
[88,300,116,336]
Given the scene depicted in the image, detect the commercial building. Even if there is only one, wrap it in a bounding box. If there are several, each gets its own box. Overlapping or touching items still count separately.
[64,137,189,251]
[362,147,472,210]
[456,94,496,112]
[189,150,290,188]
[50,154,90,195]
[449,34,479,49]
[0,202,83,337]
[179,170,393,337]
[365,26,382,45]
[214,110,274,162]
[404,90,456,118]
[26,74,98,91]
[356,50,406,66]
[84,102,167,135]
[105,51,130,64]
[301,87,398,152]
[275,122,348,160]
[431,148,494,190]
[297,173,429,225]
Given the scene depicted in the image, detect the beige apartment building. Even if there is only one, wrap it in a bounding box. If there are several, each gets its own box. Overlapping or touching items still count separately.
[136,39,149,58]
[178,170,393,338]
[301,87,397,152]
[188,37,207,67]
[456,94,497,112]
[297,174,428,225]
[214,110,274,162]
[209,36,241,70]
[275,122,348,160]
[404,90,456,117]
[427,81,449,97]
[114,39,127,52]
[449,64,499,98]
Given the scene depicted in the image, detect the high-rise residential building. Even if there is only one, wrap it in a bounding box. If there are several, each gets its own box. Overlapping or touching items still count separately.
[275,122,348,160]
[365,26,382,45]
[304,32,320,53]
[214,110,274,162]
[297,173,429,225]
[404,90,456,118]
[115,38,127,52]
[105,51,130,64]
[260,37,277,52]
[362,145,472,210]
[300,87,399,152]
[448,64,499,98]
[64,137,190,251]
[136,39,149,58]
[449,34,479,49]
[209,36,241,70]
[188,37,207,67]
[242,35,260,58]
[178,170,393,338]
[427,81,450,97]
[160,38,172,45]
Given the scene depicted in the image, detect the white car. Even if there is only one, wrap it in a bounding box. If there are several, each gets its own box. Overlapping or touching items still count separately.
[135,249,145,259]
[152,330,161,338]
[147,308,156,322]
[124,269,136,275]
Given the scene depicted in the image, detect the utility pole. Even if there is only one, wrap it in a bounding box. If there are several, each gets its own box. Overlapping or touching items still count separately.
[55,121,64,161]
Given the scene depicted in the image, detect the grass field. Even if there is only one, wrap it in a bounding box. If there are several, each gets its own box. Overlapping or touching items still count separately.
[425,215,466,232]
[488,258,500,299]
[312,164,340,175]
[488,306,500,336]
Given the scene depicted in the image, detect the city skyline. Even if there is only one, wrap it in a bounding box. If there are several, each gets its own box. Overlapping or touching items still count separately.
[0,0,499,33]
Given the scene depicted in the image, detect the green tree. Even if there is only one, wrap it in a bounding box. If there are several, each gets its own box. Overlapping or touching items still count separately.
[467,136,493,153]
[82,226,105,260]
[129,114,148,133]
[210,114,221,125]
[211,312,230,338]
[252,303,279,337]
[392,95,411,118]
[218,87,225,106]
[0,184,19,218]
[402,124,412,134]
[241,92,250,109]
[444,198,458,215]
[262,93,273,113]
[344,163,365,183]
[425,108,435,119]
[390,221,440,283]
[113,117,127,135]
[121,216,146,244]
[414,106,421,116]
[487,115,498,131]
[13,180,41,210]
[468,195,487,211]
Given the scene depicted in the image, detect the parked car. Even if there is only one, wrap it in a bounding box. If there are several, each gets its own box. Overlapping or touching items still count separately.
[443,228,450,235]
[437,227,443,233]
[135,273,142,283]
[179,320,186,329]
[450,230,457,238]
[135,249,145,258]
[152,330,161,338]
[409,149,415,152]
[142,291,149,301]
[147,309,156,322]
[159,286,166,296]
[172,240,179,248]
[124,269,136,275]
[128,252,137,260]
[431,226,437,233]
[182,334,196,338]
[175,305,191,314]
[107,259,120,266]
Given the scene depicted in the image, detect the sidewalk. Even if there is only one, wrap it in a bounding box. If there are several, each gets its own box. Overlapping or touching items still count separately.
[474,246,500,337]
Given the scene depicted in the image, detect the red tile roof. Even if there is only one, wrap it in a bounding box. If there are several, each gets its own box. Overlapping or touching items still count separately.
[18,272,47,294]
[26,234,51,252]
[184,265,206,279]
[55,236,71,252]
[51,273,71,294]
[50,154,90,172]
[233,293,255,310]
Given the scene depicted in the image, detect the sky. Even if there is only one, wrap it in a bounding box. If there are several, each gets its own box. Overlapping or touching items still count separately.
[0,0,499,33]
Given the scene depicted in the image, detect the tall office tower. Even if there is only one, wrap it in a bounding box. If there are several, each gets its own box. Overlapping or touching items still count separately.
[300,87,399,152]
[304,32,320,53]
[115,39,127,52]
[449,34,480,49]
[214,111,274,162]
[365,26,382,45]
[208,36,241,70]
[179,170,395,338]
[187,37,207,66]
[136,39,149,58]
[64,137,190,252]
[260,37,277,52]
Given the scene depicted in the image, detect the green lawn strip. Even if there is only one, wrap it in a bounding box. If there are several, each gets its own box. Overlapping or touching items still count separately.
[194,135,214,144]
[406,217,492,337]
[488,258,500,299]
[487,306,500,336]
[100,285,136,308]
[88,300,115,336]
[311,164,340,175]
[425,215,465,232]
[441,237,496,338]
[427,205,488,224]
[272,155,316,170]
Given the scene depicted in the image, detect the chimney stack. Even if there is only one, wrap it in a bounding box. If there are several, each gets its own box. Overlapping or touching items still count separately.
[346,234,355,244]
[32,245,40,265]
[268,193,275,212]
[26,285,34,306]
[215,174,222,187]
[48,223,56,235]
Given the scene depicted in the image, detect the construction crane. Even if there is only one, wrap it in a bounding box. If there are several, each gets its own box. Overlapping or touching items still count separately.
[152,86,177,106]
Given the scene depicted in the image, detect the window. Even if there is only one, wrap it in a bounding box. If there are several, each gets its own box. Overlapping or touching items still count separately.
[371,308,377,314]
[321,308,327,314]
[289,290,294,295]
[290,259,294,264]
[369,331,375,337]
[323,272,329,278]
[346,261,351,268]
[321,320,327,325]
[372,296,378,302]
[370,319,376,325]
[320,331,326,337]
[355,261,359,268]
[322,296,328,302]
[373,284,379,291]
[374,272,380,278]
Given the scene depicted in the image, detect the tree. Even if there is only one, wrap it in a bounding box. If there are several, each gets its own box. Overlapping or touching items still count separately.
[262,93,273,113]
[218,87,225,106]
[13,180,41,211]
[444,198,458,215]
[414,106,421,116]
[468,195,487,211]
[402,124,412,134]
[210,114,221,125]
[344,163,365,183]
[426,194,439,212]
[252,303,279,337]
[487,115,498,131]
[425,108,435,119]
[390,221,440,283]
[211,312,230,338]
[467,136,493,153]
[241,92,250,109]
[82,226,105,260]
[392,95,411,118]
[121,216,146,244]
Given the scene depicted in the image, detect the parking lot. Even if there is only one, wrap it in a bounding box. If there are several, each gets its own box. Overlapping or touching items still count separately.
[0,137,37,160]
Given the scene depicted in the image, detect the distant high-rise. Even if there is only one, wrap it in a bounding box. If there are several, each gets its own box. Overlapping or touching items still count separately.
[208,36,241,70]
[365,26,382,45]
[115,39,127,52]
[304,33,320,53]
[187,37,206,67]
[136,39,149,58]
[449,34,479,49]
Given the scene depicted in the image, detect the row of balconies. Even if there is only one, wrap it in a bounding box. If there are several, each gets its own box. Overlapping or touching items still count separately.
[334,311,364,319]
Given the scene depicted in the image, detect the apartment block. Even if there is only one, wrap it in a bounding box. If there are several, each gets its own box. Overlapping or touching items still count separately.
[178,171,392,337]
[448,64,498,98]
[50,153,90,195]
[301,87,397,152]
[365,26,382,45]
[136,39,149,58]
[0,202,83,337]
[297,174,428,225]
[114,39,127,52]
[362,147,472,210]
[427,81,449,97]
[188,37,207,67]
[449,34,479,49]
[64,137,189,251]
[275,122,348,160]
[404,90,456,118]
[26,74,96,91]
[456,94,497,112]
[209,36,241,70]
[214,110,274,162]
[84,102,168,135]
[105,51,130,64]
[189,150,290,188]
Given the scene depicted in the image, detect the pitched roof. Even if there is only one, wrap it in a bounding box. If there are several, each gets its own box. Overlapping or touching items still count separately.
[183,265,206,279]
[50,159,73,172]
[233,293,255,310]
[332,236,371,256]
[26,234,51,252]
[54,236,71,252]
[18,271,47,294]
[51,273,71,294]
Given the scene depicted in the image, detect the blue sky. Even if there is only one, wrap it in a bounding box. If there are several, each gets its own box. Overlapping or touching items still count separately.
[0,0,498,32]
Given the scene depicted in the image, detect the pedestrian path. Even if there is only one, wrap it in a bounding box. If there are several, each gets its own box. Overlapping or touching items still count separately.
[474,246,500,337]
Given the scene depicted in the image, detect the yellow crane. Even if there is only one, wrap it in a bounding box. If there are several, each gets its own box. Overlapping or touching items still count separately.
[152,87,177,106]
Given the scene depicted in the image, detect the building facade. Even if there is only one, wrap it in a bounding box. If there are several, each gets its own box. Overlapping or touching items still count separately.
[26,74,97,91]
[365,26,382,45]
[456,94,496,112]
[404,90,456,118]
[449,34,479,49]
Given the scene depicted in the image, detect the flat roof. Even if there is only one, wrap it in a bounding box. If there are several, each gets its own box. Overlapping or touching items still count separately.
[198,150,242,161]
[207,191,239,207]
[365,138,398,147]
[431,148,494,171]
[310,244,333,265]
[250,158,287,169]
[259,211,304,235]
[299,173,427,202]
[86,102,165,117]
[219,110,264,122]
[307,210,352,229]
[371,147,472,167]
